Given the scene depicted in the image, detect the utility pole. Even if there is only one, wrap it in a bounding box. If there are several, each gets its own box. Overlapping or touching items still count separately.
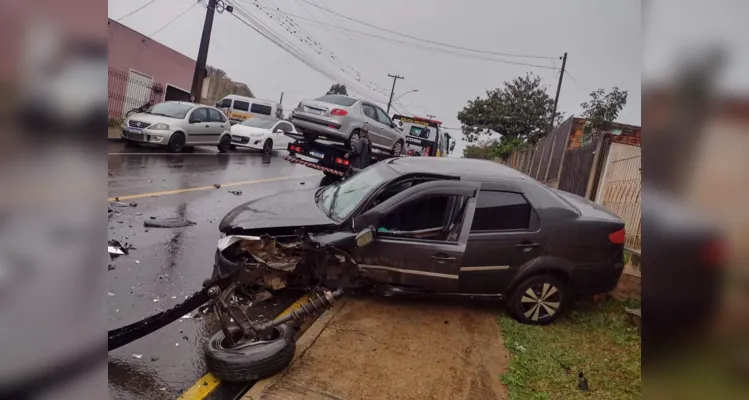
[549,52,568,133]
[191,0,218,103]
[386,74,404,114]
[279,92,284,104]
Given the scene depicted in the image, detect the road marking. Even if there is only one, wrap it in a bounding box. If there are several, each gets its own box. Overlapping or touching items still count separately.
[176,294,310,400]
[108,174,319,202]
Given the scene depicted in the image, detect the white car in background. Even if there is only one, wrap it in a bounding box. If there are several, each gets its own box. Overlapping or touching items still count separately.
[230,117,298,154]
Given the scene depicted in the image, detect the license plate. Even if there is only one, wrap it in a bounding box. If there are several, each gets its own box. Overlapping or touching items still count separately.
[309,150,324,158]
[306,107,323,115]
[128,127,143,134]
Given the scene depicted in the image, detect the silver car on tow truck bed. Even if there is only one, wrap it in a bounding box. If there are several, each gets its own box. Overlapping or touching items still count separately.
[291,94,406,155]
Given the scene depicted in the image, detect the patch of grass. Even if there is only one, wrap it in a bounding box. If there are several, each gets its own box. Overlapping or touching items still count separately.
[498,298,641,399]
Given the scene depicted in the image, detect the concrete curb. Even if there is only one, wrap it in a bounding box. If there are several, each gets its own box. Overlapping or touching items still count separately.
[241,298,349,400]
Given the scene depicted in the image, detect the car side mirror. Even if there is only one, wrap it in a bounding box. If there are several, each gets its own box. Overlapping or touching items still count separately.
[353,209,382,232]
[390,122,397,128]
[355,227,375,248]
[449,141,456,151]
[275,128,284,134]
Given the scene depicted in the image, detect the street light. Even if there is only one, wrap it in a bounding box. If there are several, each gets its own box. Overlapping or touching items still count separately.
[393,89,418,102]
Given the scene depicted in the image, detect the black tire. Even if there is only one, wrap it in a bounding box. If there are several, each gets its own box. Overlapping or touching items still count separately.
[323,170,338,178]
[204,324,296,382]
[347,130,361,150]
[217,135,232,153]
[391,140,404,156]
[230,145,237,150]
[508,274,567,325]
[262,139,273,154]
[167,132,186,153]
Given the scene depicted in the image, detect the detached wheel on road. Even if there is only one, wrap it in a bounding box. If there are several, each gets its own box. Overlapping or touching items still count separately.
[508,274,567,325]
[217,135,232,153]
[391,140,404,156]
[262,139,273,154]
[167,132,186,153]
[204,325,296,382]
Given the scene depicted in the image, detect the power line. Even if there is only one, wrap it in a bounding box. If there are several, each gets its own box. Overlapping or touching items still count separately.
[297,0,554,59]
[252,6,557,69]
[564,70,590,94]
[150,1,200,37]
[116,0,158,22]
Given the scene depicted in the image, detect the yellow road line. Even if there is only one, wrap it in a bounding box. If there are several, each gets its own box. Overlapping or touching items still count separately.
[175,294,310,400]
[108,174,319,202]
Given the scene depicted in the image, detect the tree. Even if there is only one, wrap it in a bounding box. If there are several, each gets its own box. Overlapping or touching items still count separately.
[206,65,229,79]
[457,73,561,148]
[326,83,348,96]
[580,87,628,141]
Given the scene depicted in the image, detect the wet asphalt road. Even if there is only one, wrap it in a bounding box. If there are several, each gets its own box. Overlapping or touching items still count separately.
[107,142,329,399]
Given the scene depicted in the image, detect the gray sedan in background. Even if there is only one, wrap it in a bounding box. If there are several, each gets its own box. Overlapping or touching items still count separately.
[290,94,406,155]
[121,101,233,153]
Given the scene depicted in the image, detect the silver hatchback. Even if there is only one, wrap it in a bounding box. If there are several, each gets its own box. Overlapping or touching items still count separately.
[121,101,233,152]
[290,95,406,155]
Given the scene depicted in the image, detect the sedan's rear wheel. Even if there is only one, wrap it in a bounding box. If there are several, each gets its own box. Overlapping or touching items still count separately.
[391,140,403,156]
[347,130,361,150]
[508,274,566,325]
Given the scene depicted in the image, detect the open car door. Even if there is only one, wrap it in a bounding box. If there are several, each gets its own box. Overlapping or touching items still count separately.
[351,180,479,292]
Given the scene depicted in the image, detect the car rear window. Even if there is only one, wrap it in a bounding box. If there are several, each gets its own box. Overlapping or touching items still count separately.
[315,95,357,107]
[251,103,272,115]
[233,100,250,112]
[471,191,531,231]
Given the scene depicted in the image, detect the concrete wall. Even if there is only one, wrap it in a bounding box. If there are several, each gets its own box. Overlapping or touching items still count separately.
[108,19,195,97]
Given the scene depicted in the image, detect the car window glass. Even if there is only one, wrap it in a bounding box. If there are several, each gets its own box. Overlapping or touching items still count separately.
[251,103,272,115]
[471,191,531,231]
[233,100,250,112]
[191,108,208,123]
[362,105,377,121]
[278,122,293,132]
[208,108,224,122]
[378,195,463,242]
[375,107,392,126]
[217,99,232,108]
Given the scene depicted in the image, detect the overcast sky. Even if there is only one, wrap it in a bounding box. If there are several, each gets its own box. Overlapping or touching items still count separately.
[109,0,641,155]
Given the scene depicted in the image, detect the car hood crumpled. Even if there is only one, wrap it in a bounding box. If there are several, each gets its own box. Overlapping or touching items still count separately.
[218,187,336,233]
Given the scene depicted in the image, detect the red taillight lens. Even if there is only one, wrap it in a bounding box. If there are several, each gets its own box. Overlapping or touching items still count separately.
[334,157,349,166]
[330,108,348,116]
[288,145,302,153]
[608,228,626,244]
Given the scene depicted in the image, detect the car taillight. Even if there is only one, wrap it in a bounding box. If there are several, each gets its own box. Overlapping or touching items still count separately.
[330,108,348,116]
[288,145,302,153]
[334,157,349,166]
[702,239,726,267]
[608,228,626,244]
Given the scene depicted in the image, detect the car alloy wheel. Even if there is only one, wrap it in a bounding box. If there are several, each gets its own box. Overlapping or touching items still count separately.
[510,274,566,325]
[217,135,232,153]
[521,282,562,321]
[392,141,403,156]
[348,132,360,150]
[168,133,186,153]
[263,139,273,154]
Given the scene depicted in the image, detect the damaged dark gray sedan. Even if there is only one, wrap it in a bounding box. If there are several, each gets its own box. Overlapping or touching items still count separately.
[201,157,626,382]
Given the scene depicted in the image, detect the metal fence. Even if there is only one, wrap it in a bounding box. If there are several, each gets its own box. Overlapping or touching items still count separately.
[595,143,642,251]
[108,67,164,119]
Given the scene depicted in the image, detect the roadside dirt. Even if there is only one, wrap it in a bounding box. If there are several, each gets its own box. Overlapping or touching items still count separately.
[253,296,509,400]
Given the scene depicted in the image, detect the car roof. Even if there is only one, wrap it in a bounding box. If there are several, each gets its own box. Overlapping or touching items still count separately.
[385,157,531,182]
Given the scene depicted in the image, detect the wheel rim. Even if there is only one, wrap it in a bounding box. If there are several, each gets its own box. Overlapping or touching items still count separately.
[349,133,360,149]
[520,282,562,322]
[173,135,185,151]
[220,137,230,151]
[264,141,271,153]
[393,142,402,155]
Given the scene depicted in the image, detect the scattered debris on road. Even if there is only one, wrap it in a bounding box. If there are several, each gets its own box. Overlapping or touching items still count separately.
[228,190,242,196]
[108,292,115,297]
[111,202,130,208]
[213,184,221,189]
[144,218,197,228]
[253,290,274,305]
[151,357,159,362]
[108,264,116,271]
[108,246,125,256]
[132,354,143,359]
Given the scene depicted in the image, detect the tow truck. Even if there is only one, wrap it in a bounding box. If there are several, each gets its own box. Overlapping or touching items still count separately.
[283,132,395,177]
[283,115,456,178]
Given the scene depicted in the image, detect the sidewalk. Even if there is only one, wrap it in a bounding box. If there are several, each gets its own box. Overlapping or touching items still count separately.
[244,296,509,400]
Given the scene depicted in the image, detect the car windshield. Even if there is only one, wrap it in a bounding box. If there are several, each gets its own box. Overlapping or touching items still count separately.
[317,163,396,221]
[147,103,193,119]
[241,118,277,129]
[314,95,357,107]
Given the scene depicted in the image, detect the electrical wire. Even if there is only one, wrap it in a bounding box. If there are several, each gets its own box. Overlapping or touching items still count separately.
[296,0,555,59]
[564,70,590,94]
[149,1,200,37]
[116,0,159,22]
[251,5,557,69]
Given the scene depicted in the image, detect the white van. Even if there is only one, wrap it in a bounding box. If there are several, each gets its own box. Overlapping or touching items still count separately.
[215,95,283,124]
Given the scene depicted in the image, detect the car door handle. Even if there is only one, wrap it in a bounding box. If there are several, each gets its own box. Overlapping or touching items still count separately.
[432,253,456,263]
[516,242,540,251]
